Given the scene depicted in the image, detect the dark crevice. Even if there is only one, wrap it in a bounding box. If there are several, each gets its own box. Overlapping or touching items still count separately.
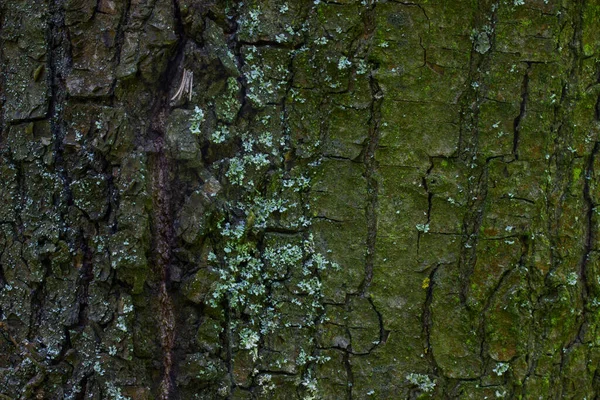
[359,69,382,297]
[422,265,439,374]
[144,1,188,398]
[368,296,389,348]
[66,229,95,334]
[222,297,235,398]
[343,350,354,400]
[512,62,531,160]
[456,0,498,306]
[418,158,435,256]
[579,141,598,300]
[312,216,346,224]
[458,166,488,305]
[546,4,588,397]
[109,0,132,99]
[500,195,535,204]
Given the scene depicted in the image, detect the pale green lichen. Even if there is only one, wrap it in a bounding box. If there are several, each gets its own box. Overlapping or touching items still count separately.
[190,106,204,135]
[493,362,510,376]
[566,272,578,286]
[406,373,436,392]
[416,223,430,233]
[206,116,338,398]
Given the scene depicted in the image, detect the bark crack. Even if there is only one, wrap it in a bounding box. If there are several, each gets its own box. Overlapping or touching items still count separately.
[360,69,382,297]
[145,2,187,397]
[422,265,439,374]
[512,62,531,160]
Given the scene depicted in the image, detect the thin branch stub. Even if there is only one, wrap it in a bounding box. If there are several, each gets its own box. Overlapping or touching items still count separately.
[171,69,193,102]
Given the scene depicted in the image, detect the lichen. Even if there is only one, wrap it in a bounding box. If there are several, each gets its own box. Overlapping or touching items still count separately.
[406,373,436,392]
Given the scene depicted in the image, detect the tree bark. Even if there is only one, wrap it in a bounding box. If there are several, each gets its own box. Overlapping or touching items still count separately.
[1,0,600,398]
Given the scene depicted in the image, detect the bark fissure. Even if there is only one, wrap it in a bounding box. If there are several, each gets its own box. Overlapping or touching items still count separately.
[512,63,531,160]
[342,349,354,400]
[456,1,498,305]
[146,4,187,397]
[422,265,439,372]
[360,71,382,296]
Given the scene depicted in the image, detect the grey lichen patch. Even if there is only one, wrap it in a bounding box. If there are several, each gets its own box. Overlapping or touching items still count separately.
[472,30,492,54]
[406,372,436,393]
[214,77,242,124]
[241,45,291,108]
[199,77,342,395]
[236,1,305,44]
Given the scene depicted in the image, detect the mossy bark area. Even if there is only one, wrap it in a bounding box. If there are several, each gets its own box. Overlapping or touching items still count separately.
[1,0,600,399]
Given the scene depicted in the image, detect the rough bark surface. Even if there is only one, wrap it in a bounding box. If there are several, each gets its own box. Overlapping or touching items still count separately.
[1,0,600,399]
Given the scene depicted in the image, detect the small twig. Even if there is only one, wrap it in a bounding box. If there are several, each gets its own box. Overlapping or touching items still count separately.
[188,70,193,102]
[170,70,186,101]
[170,69,193,102]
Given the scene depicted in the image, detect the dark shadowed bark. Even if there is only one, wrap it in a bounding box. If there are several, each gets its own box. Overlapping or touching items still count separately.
[1,0,600,399]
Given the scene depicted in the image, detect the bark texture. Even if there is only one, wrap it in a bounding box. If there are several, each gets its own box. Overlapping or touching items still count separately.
[1,0,600,399]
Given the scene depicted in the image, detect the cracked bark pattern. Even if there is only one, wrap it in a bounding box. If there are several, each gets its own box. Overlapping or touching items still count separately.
[2,0,600,399]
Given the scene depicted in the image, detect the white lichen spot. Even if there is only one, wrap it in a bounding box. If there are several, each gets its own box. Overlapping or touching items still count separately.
[105,382,131,400]
[567,272,578,286]
[416,223,430,233]
[190,106,204,135]
[337,56,351,70]
[239,327,260,350]
[93,361,105,376]
[116,316,128,332]
[493,362,510,376]
[406,373,436,392]
[212,125,230,143]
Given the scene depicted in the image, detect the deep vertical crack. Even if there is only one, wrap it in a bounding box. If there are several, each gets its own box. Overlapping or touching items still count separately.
[418,159,435,255]
[548,3,587,396]
[146,1,187,397]
[343,350,354,400]
[109,0,132,99]
[360,70,382,296]
[152,149,177,400]
[512,62,531,160]
[456,0,498,305]
[580,141,598,300]
[422,265,439,373]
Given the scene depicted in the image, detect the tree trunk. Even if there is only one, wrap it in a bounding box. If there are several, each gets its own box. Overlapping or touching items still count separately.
[1,0,599,398]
